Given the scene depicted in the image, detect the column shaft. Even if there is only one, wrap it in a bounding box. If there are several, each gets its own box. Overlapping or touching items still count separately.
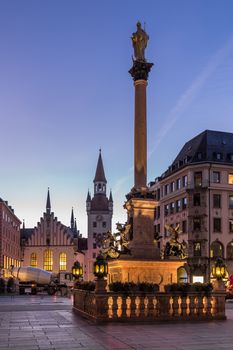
[134,79,147,189]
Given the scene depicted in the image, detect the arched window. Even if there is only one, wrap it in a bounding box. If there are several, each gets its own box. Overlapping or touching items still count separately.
[30,253,37,267]
[227,241,233,260]
[59,253,67,271]
[210,240,224,259]
[44,249,53,271]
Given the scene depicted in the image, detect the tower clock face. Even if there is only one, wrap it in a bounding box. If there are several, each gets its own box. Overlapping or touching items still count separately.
[96,215,103,222]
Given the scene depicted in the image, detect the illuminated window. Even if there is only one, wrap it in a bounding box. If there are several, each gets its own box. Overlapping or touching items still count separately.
[44,249,53,271]
[30,253,37,267]
[228,174,233,185]
[59,253,67,271]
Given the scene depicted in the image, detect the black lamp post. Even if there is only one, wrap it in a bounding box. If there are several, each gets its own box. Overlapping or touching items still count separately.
[72,261,83,280]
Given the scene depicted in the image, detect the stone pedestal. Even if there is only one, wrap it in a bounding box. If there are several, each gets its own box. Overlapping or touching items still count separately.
[125,196,159,259]
[95,278,107,293]
[108,259,185,291]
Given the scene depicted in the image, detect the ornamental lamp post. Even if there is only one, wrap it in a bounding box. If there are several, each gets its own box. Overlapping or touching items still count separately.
[212,258,226,280]
[94,254,108,293]
[72,261,83,280]
[212,258,226,292]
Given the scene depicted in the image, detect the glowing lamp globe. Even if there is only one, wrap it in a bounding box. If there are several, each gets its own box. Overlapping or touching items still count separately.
[94,254,108,279]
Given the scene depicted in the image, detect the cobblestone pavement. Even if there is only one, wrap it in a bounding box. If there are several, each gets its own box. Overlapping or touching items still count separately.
[0,295,233,350]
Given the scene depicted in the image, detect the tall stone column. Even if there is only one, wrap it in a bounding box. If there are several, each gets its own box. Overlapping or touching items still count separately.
[129,59,153,191]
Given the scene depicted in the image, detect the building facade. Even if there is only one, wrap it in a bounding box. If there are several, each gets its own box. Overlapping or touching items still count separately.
[21,190,78,274]
[150,130,233,282]
[85,150,113,280]
[0,199,21,276]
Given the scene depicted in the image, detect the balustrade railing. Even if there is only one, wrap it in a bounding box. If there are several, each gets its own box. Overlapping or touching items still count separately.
[73,289,226,322]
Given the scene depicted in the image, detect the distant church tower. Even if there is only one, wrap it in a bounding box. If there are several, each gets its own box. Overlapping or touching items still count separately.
[85,150,113,280]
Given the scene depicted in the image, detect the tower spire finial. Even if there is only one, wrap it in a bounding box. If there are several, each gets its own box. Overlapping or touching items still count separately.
[46,188,51,214]
[93,150,107,184]
[71,207,75,230]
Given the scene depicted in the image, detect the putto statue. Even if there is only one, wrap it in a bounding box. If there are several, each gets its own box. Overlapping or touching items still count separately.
[161,224,187,260]
[131,21,149,62]
[96,222,132,259]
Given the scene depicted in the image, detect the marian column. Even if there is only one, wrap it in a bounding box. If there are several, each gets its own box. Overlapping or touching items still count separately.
[129,22,153,191]
[125,22,159,259]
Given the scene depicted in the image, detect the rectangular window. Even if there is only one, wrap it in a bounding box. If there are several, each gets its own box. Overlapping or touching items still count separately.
[229,219,233,233]
[164,204,169,216]
[194,172,202,187]
[165,184,169,195]
[213,194,221,208]
[93,253,96,259]
[193,218,201,231]
[183,175,188,187]
[93,243,97,249]
[229,196,233,209]
[228,174,233,185]
[157,206,160,219]
[176,200,181,212]
[194,242,201,257]
[213,171,220,183]
[213,218,221,232]
[182,220,187,233]
[157,188,160,200]
[182,197,187,210]
[229,220,233,233]
[176,178,181,190]
[93,222,97,228]
[93,232,96,238]
[170,202,175,214]
[193,193,201,206]
[170,182,175,193]
[102,222,106,228]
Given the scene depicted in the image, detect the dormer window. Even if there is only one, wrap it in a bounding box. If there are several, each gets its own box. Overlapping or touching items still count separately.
[197,152,202,160]
[228,153,233,161]
[213,152,222,160]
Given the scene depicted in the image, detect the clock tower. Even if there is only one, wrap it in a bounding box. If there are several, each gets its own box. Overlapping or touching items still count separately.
[85,150,113,280]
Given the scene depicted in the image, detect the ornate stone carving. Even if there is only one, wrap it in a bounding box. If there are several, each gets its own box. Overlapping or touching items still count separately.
[161,224,188,260]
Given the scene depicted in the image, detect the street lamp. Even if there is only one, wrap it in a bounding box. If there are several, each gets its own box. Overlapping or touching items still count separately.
[72,261,83,280]
[212,258,226,280]
[94,254,108,279]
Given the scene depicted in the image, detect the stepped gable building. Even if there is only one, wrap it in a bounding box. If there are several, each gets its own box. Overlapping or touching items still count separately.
[85,150,113,280]
[21,189,79,274]
[150,129,233,282]
[0,198,21,276]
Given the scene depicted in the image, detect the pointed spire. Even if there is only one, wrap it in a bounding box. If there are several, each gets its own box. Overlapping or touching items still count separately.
[86,189,91,202]
[109,189,113,202]
[23,219,25,230]
[75,218,77,233]
[46,187,51,214]
[71,207,74,229]
[93,149,107,183]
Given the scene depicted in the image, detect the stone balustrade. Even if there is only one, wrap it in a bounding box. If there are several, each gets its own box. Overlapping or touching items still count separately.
[73,288,226,322]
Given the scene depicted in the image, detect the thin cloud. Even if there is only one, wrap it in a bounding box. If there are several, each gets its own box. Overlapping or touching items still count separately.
[148,33,233,158]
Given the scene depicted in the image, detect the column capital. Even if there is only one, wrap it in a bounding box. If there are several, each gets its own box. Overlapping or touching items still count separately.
[129,60,153,81]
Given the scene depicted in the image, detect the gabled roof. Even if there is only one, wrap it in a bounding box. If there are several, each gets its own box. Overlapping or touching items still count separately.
[93,150,107,183]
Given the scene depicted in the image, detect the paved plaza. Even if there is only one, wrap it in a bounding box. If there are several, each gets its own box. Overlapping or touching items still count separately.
[0,295,233,350]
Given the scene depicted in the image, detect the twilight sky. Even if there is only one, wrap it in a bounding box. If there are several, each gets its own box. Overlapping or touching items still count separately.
[1,0,233,235]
